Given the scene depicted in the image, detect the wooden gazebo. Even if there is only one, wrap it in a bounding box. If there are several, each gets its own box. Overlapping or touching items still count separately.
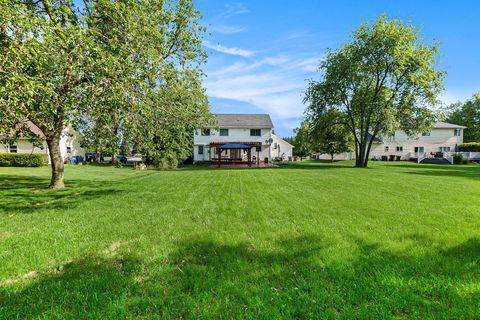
[210,141,262,167]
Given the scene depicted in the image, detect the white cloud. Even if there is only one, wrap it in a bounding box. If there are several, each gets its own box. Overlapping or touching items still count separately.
[203,41,255,58]
[204,55,321,120]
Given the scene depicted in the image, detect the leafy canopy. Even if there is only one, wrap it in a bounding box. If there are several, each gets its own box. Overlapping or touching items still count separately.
[305,15,444,166]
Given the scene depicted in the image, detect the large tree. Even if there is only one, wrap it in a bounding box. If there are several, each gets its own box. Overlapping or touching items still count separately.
[0,0,209,188]
[310,109,352,162]
[445,93,480,142]
[305,15,444,167]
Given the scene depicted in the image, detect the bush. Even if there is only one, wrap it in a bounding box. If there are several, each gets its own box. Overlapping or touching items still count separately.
[458,142,480,152]
[0,153,48,167]
[453,153,464,164]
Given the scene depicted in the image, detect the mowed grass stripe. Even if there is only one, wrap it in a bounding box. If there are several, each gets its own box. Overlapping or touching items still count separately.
[0,161,479,318]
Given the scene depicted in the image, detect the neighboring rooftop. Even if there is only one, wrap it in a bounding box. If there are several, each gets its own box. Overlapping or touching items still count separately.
[210,114,274,129]
[433,121,466,129]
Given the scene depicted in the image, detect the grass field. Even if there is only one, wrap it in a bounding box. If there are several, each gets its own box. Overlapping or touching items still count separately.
[0,161,479,319]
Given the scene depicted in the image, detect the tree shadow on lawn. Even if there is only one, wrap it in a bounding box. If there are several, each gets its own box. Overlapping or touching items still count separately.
[129,235,480,319]
[1,236,478,319]
[0,174,125,214]
[392,163,480,180]
[0,255,141,319]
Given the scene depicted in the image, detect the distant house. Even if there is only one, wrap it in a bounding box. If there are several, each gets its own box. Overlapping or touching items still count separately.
[314,121,465,163]
[193,114,293,165]
[0,121,85,163]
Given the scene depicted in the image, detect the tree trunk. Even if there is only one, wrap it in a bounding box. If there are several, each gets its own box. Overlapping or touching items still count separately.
[47,135,65,189]
[331,153,334,162]
[355,139,368,167]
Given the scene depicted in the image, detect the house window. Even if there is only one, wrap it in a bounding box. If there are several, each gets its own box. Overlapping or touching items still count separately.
[9,145,17,153]
[66,146,72,154]
[384,146,389,152]
[396,146,403,152]
[219,129,229,136]
[414,147,424,153]
[201,129,210,136]
[439,146,451,152]
[198,145,204,155]
[250,129,261,136]
[422,132,430,136]
[454,128,461,136]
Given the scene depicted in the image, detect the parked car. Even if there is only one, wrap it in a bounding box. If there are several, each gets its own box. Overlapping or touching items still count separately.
[85,152,104,163]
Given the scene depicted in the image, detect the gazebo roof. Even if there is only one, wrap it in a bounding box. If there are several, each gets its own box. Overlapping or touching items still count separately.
[219,143,252,149]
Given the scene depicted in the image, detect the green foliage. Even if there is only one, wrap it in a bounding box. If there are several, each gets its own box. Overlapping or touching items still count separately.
[292,121,314,159]
[452,153,464,164]
[310,109,353,161]
[458,142,480,152]
[305,15,444,167]
[0,0,210,187]
[445,93,480,142]
[0,153,48,167]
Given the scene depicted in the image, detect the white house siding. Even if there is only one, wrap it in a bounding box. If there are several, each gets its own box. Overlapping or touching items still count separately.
[1,127,84,163]
[0,140,48,155]
[370,128,464,159]
[194,128,272,162]
[271,134,293,160]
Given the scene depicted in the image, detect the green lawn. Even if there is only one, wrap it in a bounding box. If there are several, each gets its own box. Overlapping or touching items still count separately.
[0,161,479,319]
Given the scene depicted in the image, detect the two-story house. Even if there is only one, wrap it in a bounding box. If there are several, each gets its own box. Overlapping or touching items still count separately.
[369,121,465,160]
[193,114,293,164]
[314,121,466,162]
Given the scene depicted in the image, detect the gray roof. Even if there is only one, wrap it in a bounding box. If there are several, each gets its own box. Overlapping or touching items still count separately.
[210,114,274,128]
[433,121,466,129]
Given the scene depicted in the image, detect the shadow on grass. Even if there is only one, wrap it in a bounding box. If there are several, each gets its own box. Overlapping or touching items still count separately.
[1,236,478,318]
[392,163,480,180]
[0,256,140,319]
[130,235,479,318]
[0,174,125,214]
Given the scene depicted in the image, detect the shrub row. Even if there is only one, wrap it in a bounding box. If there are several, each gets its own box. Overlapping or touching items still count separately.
[458,142,480,152]
[0,153,48,167]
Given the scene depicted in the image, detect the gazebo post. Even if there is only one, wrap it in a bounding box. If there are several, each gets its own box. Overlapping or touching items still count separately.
[218,147,221,167]
[248,148,252,167]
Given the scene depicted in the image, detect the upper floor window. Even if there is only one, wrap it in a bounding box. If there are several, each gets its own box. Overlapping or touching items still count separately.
[422,132,430,136]
[250,129,261,136]
[396,146,403,152]
[454,128,462,136]
[66,146,72,154]
[9,145,17,153]
[201,129,211,136]
[384,146,389,152]
[219,129,229,136]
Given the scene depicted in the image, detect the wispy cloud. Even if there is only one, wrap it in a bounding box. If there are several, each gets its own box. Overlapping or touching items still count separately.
[204,55,322,120]
[221,3,249,19]
[203,41,255,58]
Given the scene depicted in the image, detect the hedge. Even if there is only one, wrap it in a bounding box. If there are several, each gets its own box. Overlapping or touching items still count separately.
[458,142,480,152]
[0,153,48,167]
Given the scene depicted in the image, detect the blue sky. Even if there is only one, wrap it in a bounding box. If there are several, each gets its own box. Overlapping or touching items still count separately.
[196,0,480,137]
